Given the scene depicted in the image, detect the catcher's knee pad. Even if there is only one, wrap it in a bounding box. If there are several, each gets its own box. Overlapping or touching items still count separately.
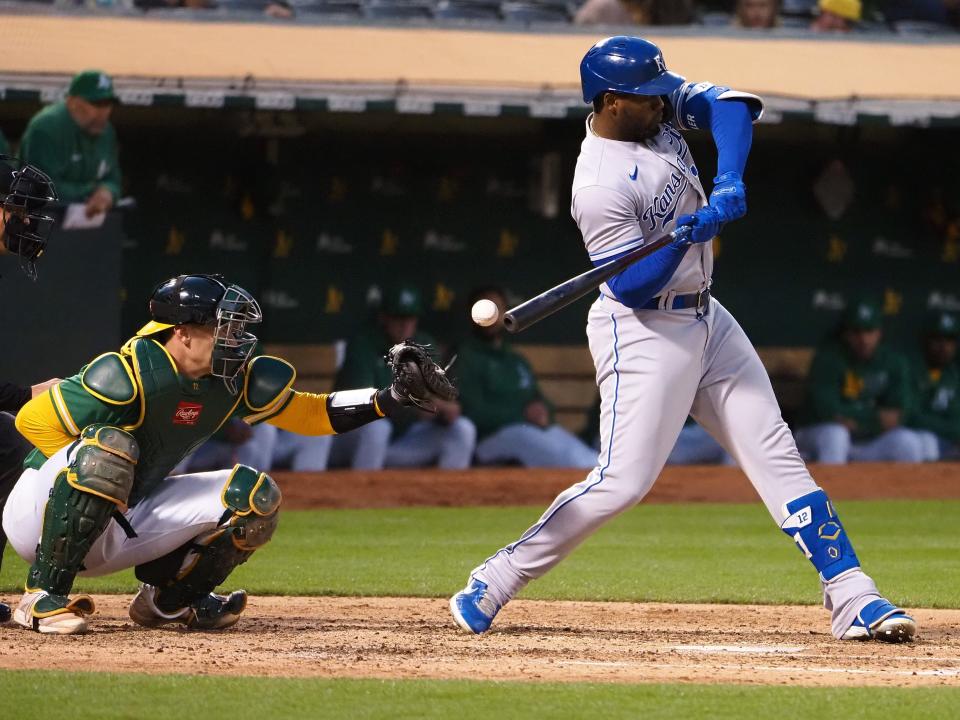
[29,426,138,596]
[135,465,280,612]
[780,488,860,581]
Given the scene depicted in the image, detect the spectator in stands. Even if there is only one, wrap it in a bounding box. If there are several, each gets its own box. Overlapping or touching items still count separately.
[454,287,597,469]
[811,0,861,29]
[906,311,960,461]
[794,297,923,463]
[734,0,781,26]
[320,283,475,470]
[574,0,695,26]
[20,70,121,218]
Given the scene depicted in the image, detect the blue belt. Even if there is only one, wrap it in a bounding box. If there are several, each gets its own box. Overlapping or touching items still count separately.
[641,288,711,316]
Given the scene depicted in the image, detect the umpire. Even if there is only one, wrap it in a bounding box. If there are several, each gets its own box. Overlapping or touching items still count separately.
[1,155,59,621]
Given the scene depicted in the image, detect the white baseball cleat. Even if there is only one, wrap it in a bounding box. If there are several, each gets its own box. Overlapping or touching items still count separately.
[13,589,95,635]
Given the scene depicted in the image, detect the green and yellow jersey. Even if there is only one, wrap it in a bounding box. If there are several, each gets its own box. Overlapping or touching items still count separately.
[905,354,960,444]
[16,336,346,504]
[453,336,552,439]
[801,338,911,441]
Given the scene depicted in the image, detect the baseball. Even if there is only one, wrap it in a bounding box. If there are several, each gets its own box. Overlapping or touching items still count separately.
[471,299,500,327]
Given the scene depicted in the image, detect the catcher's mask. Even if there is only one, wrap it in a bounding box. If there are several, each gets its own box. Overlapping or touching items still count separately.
[139,274,262,394]
[1,156,58,281]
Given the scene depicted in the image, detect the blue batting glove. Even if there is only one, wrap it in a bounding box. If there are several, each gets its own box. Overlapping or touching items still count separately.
[709,171,747,223]
[675,206,721,245]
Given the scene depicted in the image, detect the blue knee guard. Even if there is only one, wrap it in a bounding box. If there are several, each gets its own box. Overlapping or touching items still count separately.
[780,489,859,581]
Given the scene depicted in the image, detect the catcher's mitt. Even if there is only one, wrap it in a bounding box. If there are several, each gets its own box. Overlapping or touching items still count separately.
[385,341,457,412]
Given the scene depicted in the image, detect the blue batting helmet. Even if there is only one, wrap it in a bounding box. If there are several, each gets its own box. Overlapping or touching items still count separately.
[580,36,685,104]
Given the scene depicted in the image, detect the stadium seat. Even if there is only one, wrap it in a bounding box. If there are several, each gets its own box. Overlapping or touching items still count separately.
[216,0,272,11]
[699,11,732,27]
[294,0,364,17]
[779,15,810,28]
[364,0,434,19]
[892,20,958,36]
[500,1,570,24]
[434,0,501,20]
[780,0,815,15]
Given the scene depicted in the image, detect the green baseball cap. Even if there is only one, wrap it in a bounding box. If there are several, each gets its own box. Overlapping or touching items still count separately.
[68,70,117,103]
[924,311,959,338]
[842,298,882,330]
[381,284,422,317]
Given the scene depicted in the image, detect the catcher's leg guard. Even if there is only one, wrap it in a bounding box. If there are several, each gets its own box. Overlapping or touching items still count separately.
[19,425,138,633]
[780,488,859,581]
[132,464,280,630]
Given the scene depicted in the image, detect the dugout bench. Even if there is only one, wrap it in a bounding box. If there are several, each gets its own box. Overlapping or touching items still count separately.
[264,344,815,434]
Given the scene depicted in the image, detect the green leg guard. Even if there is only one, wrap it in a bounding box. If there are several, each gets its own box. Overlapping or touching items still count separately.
[27,425,138,614]
[135,464,281,614]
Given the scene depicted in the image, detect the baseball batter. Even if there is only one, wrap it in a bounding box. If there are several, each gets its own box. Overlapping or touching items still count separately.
[451,36,915,643]
[2,273,455,634]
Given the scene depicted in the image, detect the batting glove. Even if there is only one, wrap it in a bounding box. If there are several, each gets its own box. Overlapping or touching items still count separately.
[675,206,721,245]
[709,171,747,223]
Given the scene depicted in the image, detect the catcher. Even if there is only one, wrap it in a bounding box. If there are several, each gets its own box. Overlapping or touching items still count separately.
[1,273,456,634]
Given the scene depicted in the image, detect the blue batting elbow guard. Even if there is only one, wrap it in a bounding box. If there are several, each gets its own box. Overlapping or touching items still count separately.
[780,489,860,581]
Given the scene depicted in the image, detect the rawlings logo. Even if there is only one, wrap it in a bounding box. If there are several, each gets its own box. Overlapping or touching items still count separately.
[173,401,203,426]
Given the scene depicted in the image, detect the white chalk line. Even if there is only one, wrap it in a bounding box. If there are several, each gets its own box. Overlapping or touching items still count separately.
[671,644,804,654]
[561,660,960,677]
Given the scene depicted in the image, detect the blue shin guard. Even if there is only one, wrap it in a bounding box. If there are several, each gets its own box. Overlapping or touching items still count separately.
[780,489,859,581]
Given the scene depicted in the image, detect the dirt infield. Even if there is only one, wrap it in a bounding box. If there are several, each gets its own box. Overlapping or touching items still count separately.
[274,463,960,509]
[2,465,956,687]
[1,595,958,687]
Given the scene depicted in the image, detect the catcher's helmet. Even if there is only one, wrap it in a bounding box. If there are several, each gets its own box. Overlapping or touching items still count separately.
[1,156,58,280]
[139,274,262,393]
[580,36,685,104]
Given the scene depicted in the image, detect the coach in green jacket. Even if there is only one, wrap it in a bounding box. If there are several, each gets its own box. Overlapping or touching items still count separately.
[20,70,121,216]
[453,286,597,468]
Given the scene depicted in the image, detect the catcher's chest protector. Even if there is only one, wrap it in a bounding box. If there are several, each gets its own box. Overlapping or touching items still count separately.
[125,338,242,503]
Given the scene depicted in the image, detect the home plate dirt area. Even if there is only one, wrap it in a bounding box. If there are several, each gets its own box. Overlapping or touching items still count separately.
[2,596,959,687]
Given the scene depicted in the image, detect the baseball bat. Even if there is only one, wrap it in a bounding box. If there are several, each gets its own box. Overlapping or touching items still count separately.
[503,227,690,334]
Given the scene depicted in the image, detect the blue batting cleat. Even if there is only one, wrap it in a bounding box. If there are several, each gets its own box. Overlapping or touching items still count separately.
[450,578,501,634]
[842,599,916,643]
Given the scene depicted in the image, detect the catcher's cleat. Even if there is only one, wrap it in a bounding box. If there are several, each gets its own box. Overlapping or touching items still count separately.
[129,583,248,630]
[13,589,94,635]
[0,601,11,623]
[841,598,916,643]
[450,578,500,634]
